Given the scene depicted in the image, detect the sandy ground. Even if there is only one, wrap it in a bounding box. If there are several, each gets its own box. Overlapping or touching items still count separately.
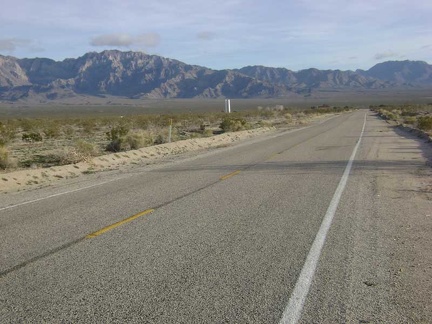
[0,127,277,194]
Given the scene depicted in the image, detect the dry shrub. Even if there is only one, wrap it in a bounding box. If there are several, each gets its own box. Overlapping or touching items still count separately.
[22,132,43,142]
[386,112,397,121]
[106,124,131,152]
[418,116,432,131]
[75,139,99,156]
[0,122,17,146]
[257,120,272,128]
[43,122,61,139]
[63,125,75,138]
[124,131,154,150]
[0,146,16,169]
[80,119,97,135]
[153,134,166,145]
[202,129,214,137]
[220,117,250,132]
[59,140,100,164]
[403,116,417,125]
[106,130,155,152]
[284,113,293,123]
[20,119,42,132]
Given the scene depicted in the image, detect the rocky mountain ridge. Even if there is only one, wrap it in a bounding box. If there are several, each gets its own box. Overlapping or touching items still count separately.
[0,50,431,102]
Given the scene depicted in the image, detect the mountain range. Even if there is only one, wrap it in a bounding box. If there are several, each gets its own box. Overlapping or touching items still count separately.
[0,50,431,102]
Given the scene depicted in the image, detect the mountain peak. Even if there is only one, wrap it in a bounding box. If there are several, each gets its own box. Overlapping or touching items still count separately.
[0,51,431,102]
[364,60,432,84]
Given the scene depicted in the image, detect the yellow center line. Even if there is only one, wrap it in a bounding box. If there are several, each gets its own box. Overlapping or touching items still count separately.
[86,209,155,238]
[220,170,241,180]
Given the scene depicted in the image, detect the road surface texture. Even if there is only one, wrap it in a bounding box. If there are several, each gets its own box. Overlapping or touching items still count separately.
[1,110,431,323]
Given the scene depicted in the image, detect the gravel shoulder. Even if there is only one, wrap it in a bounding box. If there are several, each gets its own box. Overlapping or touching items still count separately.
[300,112,432,323]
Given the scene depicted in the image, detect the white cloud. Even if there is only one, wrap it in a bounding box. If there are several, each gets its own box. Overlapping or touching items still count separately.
[374,51,399,60]
[0,39,18,52]
[90,33,160,47]
[0,0,431,69]
[90,34,133,47]
[0,38,32,51]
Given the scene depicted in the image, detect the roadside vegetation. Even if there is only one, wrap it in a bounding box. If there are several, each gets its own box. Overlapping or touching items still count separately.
[0,105,351,171]
[370,104,432,133]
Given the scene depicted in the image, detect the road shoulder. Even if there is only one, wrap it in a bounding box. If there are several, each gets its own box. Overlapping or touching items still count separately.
[300,112,432,323]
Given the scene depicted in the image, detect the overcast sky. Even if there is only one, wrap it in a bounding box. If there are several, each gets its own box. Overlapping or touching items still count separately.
[0,0,431,71]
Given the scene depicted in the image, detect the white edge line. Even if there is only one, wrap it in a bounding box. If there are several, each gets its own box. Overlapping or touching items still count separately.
[279,112,367,324]
[0,177,122,212]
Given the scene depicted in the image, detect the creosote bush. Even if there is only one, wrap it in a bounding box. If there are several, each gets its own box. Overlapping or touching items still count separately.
[403,116,417,125]
[153,134,165,145]
[202,129,214,137]
[106,124,130,141]
[20,119,42,132]
[43,123,61,139]
[0,146,9,169]
[220,117,250,132]
[257,120,272,128]
[106,124,131,152]
[417,116,432,131]
[80,119,97,135]
[22,132,43,142]
[124,131,154,150]
[75,139,100,158]
[371,105,432,131]
[59,140,99,164]
[0,122,17,146]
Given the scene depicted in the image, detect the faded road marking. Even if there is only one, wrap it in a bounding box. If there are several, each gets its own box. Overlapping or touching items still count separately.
[0,177,127,212]
[220,170,241,180]
[279,112,367,324]
[1,208,155,277]
[86,209,154,238]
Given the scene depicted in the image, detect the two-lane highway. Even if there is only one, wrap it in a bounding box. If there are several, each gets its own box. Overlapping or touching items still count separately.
[1,110,430,323]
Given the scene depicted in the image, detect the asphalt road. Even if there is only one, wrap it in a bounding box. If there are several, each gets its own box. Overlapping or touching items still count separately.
[1,110,430,323]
